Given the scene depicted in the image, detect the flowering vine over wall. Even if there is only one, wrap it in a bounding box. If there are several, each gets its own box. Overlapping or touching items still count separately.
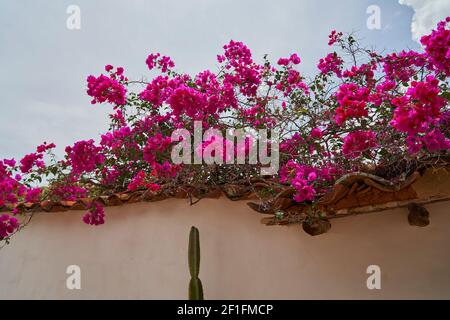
[1,18,450,245]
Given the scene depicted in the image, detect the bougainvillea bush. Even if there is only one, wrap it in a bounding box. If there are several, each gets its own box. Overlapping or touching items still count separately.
[1,18,449,244]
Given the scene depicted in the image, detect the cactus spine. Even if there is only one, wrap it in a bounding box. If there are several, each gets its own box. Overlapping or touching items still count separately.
[188,226,204,300]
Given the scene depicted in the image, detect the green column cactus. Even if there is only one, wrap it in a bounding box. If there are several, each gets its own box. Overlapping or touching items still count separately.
[188,226,204,300]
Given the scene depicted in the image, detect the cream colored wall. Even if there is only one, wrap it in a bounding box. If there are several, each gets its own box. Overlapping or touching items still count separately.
[0,198,449,299]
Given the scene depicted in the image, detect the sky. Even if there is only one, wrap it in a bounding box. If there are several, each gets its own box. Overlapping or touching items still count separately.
[0,0,449,161]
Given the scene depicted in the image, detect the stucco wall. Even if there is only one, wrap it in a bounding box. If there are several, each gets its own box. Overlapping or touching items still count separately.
[0,198,449,299]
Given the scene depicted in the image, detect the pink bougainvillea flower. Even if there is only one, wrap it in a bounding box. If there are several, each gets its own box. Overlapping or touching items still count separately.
[87,74,127,106]
[19,153,44,173]
[36,142,56,153]
[277,53,301,66]
[0,214,19,240]
[82,202,105,226]
[420,17,450,75]
[2,18,450,237]
[146,53,175,73]
[318,52,343,77]
[328,30,343,46]
[342,130,378,159]
[65,140,105,175]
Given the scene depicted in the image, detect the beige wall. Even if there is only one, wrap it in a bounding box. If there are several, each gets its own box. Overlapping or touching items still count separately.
[0,198,449,299]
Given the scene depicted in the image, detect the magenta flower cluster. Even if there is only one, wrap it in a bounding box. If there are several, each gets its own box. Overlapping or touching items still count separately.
[82,201,105,226]
[342,130,378,159]
[87,72,127,106]
[65,140,105,176]
[335,83,370,125]
[0,214,19,240]
[127,170,160,192]
[1,18,449,240]
[421,17,450,75]
[146,53,175,73]
[318,52,344,77]
[391,76,449,153]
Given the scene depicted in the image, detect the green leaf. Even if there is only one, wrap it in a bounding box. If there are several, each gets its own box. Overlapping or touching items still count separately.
[441,91,450,101]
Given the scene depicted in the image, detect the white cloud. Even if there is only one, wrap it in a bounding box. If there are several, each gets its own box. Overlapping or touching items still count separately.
[399,0,450,43]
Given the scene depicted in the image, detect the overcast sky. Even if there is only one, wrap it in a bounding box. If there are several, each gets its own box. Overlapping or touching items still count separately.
[0,0,449,160]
